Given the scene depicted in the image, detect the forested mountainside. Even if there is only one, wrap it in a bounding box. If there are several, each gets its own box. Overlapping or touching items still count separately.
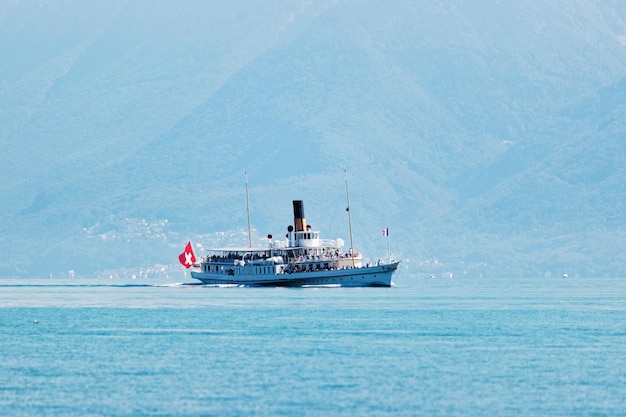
[1,1,625,278]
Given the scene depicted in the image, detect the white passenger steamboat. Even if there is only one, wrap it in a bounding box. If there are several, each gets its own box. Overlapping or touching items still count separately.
[188,176,399,287]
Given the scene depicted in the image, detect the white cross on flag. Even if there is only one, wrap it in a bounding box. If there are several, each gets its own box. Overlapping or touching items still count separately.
[178,241,196,268]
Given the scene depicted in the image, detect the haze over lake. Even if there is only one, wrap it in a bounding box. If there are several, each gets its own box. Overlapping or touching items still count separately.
[1,3,625,276]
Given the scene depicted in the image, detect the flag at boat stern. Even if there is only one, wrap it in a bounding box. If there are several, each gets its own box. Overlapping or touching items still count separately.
[178,241,196,268]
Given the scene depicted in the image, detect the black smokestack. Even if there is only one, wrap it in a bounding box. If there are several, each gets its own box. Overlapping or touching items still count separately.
[293,200,306,232]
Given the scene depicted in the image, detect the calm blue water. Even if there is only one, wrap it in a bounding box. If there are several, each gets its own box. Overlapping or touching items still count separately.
[1,276,624,416]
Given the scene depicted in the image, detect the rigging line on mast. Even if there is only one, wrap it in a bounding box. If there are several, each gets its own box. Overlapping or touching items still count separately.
[344,169,356,268]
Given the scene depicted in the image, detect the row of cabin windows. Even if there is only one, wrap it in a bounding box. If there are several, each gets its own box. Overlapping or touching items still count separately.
[204,265,231,273]
[296,232,318,240]
[204,264,275,274]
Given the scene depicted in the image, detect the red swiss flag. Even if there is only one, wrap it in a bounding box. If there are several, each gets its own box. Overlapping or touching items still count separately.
[178,241,196,268]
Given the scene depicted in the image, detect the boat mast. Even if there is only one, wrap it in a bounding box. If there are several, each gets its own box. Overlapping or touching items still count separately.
[245,171,252,248]
[344,169,356,268]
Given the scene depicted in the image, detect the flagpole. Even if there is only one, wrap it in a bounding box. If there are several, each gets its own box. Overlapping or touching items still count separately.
[387,229,391,264]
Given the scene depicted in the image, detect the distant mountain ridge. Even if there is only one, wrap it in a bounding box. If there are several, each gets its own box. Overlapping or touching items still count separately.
[1,1,625,278]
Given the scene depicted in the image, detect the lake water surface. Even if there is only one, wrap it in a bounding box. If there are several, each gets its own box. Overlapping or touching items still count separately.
[1,276,624,416]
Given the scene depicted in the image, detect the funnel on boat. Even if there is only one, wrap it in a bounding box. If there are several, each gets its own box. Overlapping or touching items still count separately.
[293,200,306,232]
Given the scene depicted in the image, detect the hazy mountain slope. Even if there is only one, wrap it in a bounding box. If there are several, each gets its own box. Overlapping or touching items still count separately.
[446,76,626,276]
[1,1,626,277]
[0,0,323,204]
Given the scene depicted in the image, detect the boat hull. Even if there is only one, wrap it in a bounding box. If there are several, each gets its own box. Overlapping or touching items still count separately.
[190,262,399,287]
